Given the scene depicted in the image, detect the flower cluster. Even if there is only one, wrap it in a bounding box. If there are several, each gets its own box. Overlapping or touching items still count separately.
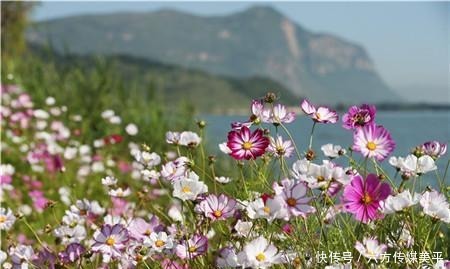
[1,87,448,268]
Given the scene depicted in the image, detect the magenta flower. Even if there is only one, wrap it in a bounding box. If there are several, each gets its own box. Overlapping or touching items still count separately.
[353,124,396,161]
[176,234,208,259]
[342,104,376,130]
[343,174,391,223]
[421,141,447,159]
[300,99,338,124]
[197,194,237,221]
[91,224,129,261]
[227,126,269,160]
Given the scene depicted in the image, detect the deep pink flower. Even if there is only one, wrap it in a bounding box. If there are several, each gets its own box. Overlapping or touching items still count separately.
[176,234,208,259]
[300,99,338,124]
[352,124,395,161]
[227,126,269,160]
[342,104,376,130]
[59,243,85,263]
[197,194,237,221]
[343,174,391,223]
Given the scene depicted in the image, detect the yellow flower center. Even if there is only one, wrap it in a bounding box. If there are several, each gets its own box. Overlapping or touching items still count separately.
[366,141,377,151]
[182,186,191,193]
[188,246,197,252]
[0,216,6,223]
[362,193,373,204]
[263,206,271,213]
[155,239,165,248]
[213,210,223,218]
[242,141,253,150]
[315,112,321,119]
[286,198,297,207]
[144,229,152,236]
[106,237,115,246]
[256,253,266,262]
[317,176,325,182]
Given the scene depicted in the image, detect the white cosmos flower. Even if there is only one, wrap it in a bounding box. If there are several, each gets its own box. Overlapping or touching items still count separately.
[64,147,78,160]
[108,187,131,197]
[268,135,294,158]
[137,151,161,167]
[380,190,421,214]
[144,232,174,252]
[165,131,181,144]
[355,237,387,260]
[45,96,56,105]
[400,154,437,175]
[215,176,231,184]
[217,247,240,268]
[172,177,208,201]
[53,225,87,244]
[237,236,283,268]
[33,109,49,119]
[168,202,183,222]
[420,190,450,223]
[58,187,71,205]
[234,220,253,237]
[0,207,16,231]
[109,115,121,124]
[179,131,202,147]
[291,159,311,180]
[102,176,118,186]
[125,123,139,136]
[321,143,346,158]
[246,196,289,222]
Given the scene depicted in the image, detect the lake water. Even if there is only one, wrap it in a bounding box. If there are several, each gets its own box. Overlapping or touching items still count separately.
[202,111,450,187]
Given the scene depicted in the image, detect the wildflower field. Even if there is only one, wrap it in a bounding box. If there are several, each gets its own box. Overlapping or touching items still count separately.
[1,83,449,269]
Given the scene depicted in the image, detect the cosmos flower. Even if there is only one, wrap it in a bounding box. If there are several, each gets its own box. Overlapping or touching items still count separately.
[125,123,138,136]
[300,99,338,124]
[273,179,315,217]
[352,123,395,161]
[420,190,450,223]
[355,237,387,260]
[166,131,181,145]
[108,187,131,198]
[214,176,232,184]
[0,207,16,231]
[9,244,35,269]
[264,104,296,124]
[267,135,294,158]
[196,194,237,221]
[398,154,437,175]
[144,231,174,252]
[342,174,391,223]
[380,190,421,214]
[246,196,289,222]
[179,131,202,148]
[237,236,283,268]
[172,177,208,201]
[128,216,164,241]
[176,234,208,259]
[91,224,130,262]
[227,126,269,160]
[234,220,253,237]
[321,143,346,158]
[342,104,376,130]
[421,140,447,159]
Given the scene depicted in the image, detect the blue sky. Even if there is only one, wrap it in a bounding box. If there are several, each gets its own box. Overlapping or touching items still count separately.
[32,2,449,102]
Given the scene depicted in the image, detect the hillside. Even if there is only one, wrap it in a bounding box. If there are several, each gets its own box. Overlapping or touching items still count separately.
[29,46,298,114]
[27,6,401,104]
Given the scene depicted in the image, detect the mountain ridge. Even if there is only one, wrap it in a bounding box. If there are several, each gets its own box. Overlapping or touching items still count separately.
[27,5,401,104]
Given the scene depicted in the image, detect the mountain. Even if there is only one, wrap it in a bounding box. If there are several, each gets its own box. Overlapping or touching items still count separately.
[28,45,298,114]
[27,6,400,104]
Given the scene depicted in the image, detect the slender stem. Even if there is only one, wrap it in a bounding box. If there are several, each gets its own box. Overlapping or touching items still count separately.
[308,122,317,149]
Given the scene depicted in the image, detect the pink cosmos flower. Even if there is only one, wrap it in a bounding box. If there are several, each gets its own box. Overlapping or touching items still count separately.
[273,179,315,217]
[197,194,237,221]
[343,174,391,223]
[162,259,188,269]
[128,216,164,241]
[176,234,208,259]
[342,104,376,130]
[353,123,396,161]
[300,99,338,124]
[59,243,85,264]
[227,126,269,160]
[91,224,129,261]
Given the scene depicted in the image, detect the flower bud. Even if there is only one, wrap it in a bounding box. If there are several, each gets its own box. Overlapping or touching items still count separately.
[264,92,277,103]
